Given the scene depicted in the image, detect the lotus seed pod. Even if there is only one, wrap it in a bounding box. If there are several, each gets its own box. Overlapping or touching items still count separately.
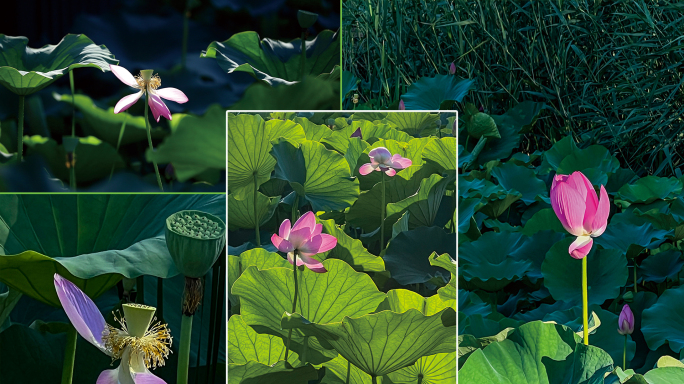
[165,210,226,278]
[297,10,318,29]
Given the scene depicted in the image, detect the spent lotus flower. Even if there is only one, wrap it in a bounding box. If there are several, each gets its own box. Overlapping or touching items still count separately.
[359,147,412,177]
[110,64,188,122]
[54,274,172,384]
[618,304,635,335]
[550,171,610,259]
[271,211,337,273]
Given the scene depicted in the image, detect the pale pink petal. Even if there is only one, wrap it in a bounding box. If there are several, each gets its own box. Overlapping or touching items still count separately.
[390,154,412,169]
[316,234,337,253]
[54,274,110,356]
[369,147,391,159]
[298,254,327,273]
[359,163,375,175]
[550,174,587,236]
[569,236,593,259]
[590,185,610,237]
[271,234,294,253]
[96,368,119,384]
[288,227,312,250]
[148,94,172,122]
[155,88,188,104]
[384,168,397,177]
[287,252,305,267]
[399,99,405,110]
[291,211,316,234]
[279,219,292,240]
[574,173,599,233]
[110,64,138,88]
[133,373,167,383]
[311,223,322,237]
[566,172,590,206]
[298,235,323,256]
[114,91,143,114]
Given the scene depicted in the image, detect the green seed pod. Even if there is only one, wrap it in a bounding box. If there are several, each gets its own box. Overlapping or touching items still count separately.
[165,210,226,278]
[297,10,319,29]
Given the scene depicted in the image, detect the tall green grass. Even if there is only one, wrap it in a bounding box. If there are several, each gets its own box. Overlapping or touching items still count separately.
[456,0,684,176]
[343,0,458,108]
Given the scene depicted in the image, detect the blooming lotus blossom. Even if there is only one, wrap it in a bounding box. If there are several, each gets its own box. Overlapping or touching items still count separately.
[359,147,412,177]
[350,127,362,139]
[449,62,456,75]
[618,304,634,335]
[271,211,337,273]
[399,99,405,110]
[110,64,188,122]
[54,274,171,384]
[551,171,610,259]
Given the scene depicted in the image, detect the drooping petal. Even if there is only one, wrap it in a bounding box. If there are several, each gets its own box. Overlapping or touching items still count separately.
[389,154,412,169]
[298,235,323,256]
[590,185,610,237]
[114,91,143,114]
[271,234,294,253]
[298,253,327,273]
[316,234,337,254]
[550,174,587,236]
[287,252,305,267]
[384,168,397,177]
[148,93,172,122]
[278,219,292,240]
[291,211,316,235]
[134,373,168,384]
[568,235,593,259]
[155,88,188,104]
[54,274,110,356]
[96,368,119,384]
[110,64,138,88]
[359,163,375,175]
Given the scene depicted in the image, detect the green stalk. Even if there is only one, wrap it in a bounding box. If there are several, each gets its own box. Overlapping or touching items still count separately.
[17,95,25,162]
[380,172,386,252]
[60,324,77,384]
[299,31,307,81]
[372,376,377,384]
[156,277,164,320]
[69,71,76,191]
[582,256,589,345]
[181,0,191,68]
[284,250,300,360]
[254,175,261,246]
[346,359,351,384]
[301,336,309,365]
[178,314,193,384]
[623,335,627,370]
[144,96,164,191]
[136,276,144,304]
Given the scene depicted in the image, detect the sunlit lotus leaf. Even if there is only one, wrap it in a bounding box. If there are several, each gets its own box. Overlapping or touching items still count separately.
[422,137,457,175]
[227,113,276,199]
[317,219,385,272]
[385,174,449,229]
[228,314,300,366]
[384,112,440,136]
[385,288,452,316]
[228,361,317,384]
[402,75,474,110]
[386,352,456,384]
[227,192,279,231]
[383,227,455,285]
[491,162,549,204]
[0,34,117,95]
[266,118,306,144]
[429,252,456,305]
[322,120,411,155]
[617,176,683,205]
[227,249,290,307]
[294,117,333,141]
[320,355,375,384]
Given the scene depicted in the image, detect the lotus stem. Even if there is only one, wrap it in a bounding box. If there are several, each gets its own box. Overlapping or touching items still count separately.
[144,96,164,191]
[60,324,77,384]
[582,256,589,345]
[299,31,307,81]
[623,334,627,370]
[69,70,76,191]
[380,172,386,252]
[301,336,309,365]
[17,95,24,162]
[254,175,260,246]
[372,375,377,384]
[157,277,164,320]
[417,373,423,384]
[178,314,192,384]
[284,250,300,360]
[346,359,351,384]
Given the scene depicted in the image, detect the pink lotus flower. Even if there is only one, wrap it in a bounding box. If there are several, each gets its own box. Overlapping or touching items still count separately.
[359,147,412,177]
[399,99,405,110]
[449,62,456,75]
[618,304,634,335]
[110,64,188,122]
[550,171,610,259]
[271,211,337,273]
[54,274,171,384]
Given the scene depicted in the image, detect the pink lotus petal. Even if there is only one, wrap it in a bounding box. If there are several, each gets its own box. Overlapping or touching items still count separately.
[359,163,375,175]
[350,127,362,139]
[590,185,610,237]
[133,373,168,384]
[291,211,316,234]
[384,168,397,177]
[618,304,634,335]
[287,252,305,267]
[298,235,323,256]
[148,93,172,122]
[316,233,337,253]
[569,236,593,259]
[390,154,412,169]
[96,368,119,384]
[311,223,323,237]
[110,64,138,88]
[298,254,327,273]
[574,173,599,233]
[54,274,110,356]
[368,147,391,160]
[288,227,312,250]
[566,172,590,206]
[551,174,587,237]
[399,100,405,110]
[114,91,143,114]
[271,234,294,253]
[155,88,188,104]
[449,62,456,75]
[279,219,292,239]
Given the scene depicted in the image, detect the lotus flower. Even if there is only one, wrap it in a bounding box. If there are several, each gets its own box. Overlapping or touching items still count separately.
[618,304,634,335]
[350,127,362,139]
[110,64,188,122]
[54,274,171,384]
[399,99,405,110]
[359,147,412,177]
[271,211,337,273]
[550,171,610,259]
[449,62,456,75]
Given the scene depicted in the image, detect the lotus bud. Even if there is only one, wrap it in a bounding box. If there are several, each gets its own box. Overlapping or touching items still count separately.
[617,304,634,335]
[449,62,456,75]
[399,99,405,110]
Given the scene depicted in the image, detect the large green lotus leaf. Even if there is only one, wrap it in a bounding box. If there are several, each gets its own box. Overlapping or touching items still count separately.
[294,117,333,141]
[0,34,117,95]
[594,222,671,254]
[500,101,545,134]
[54,93,165,146]
[0,194,224,307]
[228,314,300,365]
[385,174,449,229]
[228,74,339,110]
[459,289,492,318]
[459,321,613,384]
[201,30,339,84]
[384,112,440,136]
[342,70,358,98]
[543,305,636,365]
[383,226,455,285]
[0,286,21,327]
[458,197,481,233]
[642,367,684,383]
[270,139,359,211]
[459,177,522,218]
[344,137,371,177]
[265,119,306,144]
[227,113,276,199]
[540,136,578,173]
[227,192,279,231]
[401,75,474,110]
[429,252,456,305]
[617,176,683,205]
[228,361,318,384]
[320,355,378,384]
[318,219,385,272]
[511,230,566,283]
[422,137,457,174]
[322,120,411,155]
[386,289,452,316]
[386,352,456,384]
[522,208,567,236]
[642,285,684,354]
[639,249,684,283]
[146,104,226,182]
[556,145,620,175]
[232,259,386,344]
[281,308,456,377]
[541,237,628,305]
[227,249,291,307]
[24,135,125,184]
[459,231,531,291]
[491,162,549,204]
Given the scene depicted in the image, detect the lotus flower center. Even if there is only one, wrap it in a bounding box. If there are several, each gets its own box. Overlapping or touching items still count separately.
[135,73,162,92]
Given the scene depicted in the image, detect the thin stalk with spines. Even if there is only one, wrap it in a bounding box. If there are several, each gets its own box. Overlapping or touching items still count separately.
[69,70,76,190]
[60,324,77,384]
[623,335,627,370]
[380,172,386,251]
[582,256,589,345]
[144,96,164,191]
[254,175,261,246]
[17,95,24,162]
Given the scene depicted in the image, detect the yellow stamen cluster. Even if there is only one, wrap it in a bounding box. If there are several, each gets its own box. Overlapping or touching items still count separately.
[102,309,173,370]
[134,74,162,92]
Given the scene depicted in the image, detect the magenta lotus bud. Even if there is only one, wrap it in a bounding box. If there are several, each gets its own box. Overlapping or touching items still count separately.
[449,62,456,75]
[399,99,405,110]
[350,127,362,139]
[618,304,634,335]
